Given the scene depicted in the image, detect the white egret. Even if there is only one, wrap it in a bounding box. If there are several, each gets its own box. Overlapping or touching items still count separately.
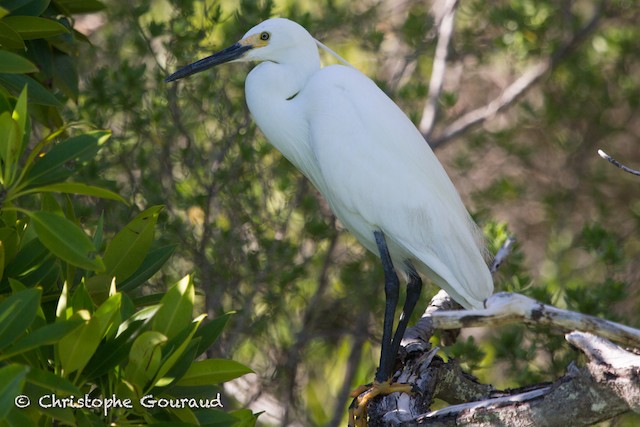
[166,17,493,425]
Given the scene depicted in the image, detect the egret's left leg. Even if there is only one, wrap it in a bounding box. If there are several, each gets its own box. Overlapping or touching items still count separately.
[389,263,422,366]
[348,232,418,426]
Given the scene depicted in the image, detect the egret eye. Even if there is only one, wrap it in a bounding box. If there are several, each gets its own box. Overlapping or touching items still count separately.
[260,31,270,41]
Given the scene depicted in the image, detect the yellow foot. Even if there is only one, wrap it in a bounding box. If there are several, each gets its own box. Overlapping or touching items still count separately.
[348,380,413,427]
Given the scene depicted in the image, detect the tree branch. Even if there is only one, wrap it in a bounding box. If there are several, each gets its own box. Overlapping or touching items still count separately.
[429,4,603,148]
[598,149,640,177]
[362,292,640,426]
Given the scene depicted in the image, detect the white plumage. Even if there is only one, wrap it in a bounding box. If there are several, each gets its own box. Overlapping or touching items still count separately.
[240,18,493,309]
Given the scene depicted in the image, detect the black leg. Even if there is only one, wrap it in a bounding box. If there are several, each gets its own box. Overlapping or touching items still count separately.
[373,231,400,384]
[389,262,422,363]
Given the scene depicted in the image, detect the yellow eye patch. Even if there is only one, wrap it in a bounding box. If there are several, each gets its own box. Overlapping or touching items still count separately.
[240,32,270,48]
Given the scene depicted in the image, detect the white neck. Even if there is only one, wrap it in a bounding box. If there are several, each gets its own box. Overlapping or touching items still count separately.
[244,57,324,189]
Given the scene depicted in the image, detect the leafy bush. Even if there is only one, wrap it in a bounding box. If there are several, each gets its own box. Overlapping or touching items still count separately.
[0,2,256,426]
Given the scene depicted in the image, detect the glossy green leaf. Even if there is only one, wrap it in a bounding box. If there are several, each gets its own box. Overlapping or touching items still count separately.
[20,182,128,204]
[0,73,60,106]
[58,311,102,375]
[92,292,121,339]
[103,205,162,282]
[152,275,194,339]
[194,313,230,357]
[229,409,258,427]
[0,365,28,419]
[125,331,167,387]
[27,210,104,271]
[176,359,253,386]
[2,16,69,39]
[83,318,148,379]
[119,244,176,292]
[24,130,110,187]
[0,51,38,73]
[1,318,83,360]
[5,237,50,281]
[153,315,203,386]
[0,288,41,351]
[12,85,28,155]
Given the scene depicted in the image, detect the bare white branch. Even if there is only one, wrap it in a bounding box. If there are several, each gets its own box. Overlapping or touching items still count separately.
[598,149,640,177]
[429,292,640,348]
[419,0,459,139]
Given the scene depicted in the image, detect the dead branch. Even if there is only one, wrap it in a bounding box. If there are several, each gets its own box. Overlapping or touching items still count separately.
[432,292,640,348]
[364,292,640,426]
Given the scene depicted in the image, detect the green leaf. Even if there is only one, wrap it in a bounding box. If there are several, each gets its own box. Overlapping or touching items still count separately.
[19,182,128,204]
[58,311,102,375]
[2,16,69,39]
[152,275,194,339]
[82,318,148,379]
[119,245,176,292]
[12,85,27,152]
[125,331,167,387]
[103,205,163,282]
[176,359,253,386]
[0,241,4,281]
[26,210,104,271]
[194,313,230,357]
[26,367,80,395]
[93,292,121,339]
[24,130,110,187]
[69,282,93,314]
[8,0,50,16]
[0,227,18,270]
[229,409,259,427]
[52,53,78,101]
[53,0,105,14]
[0,21,25,49]
[0,111,20,185]
[0,51,38,73]
[0,288,41,351]
[0,73,61,106]
[0,365,28,419]
[55,281,70,320]
[193,409,241,427]
[1,318,83,360]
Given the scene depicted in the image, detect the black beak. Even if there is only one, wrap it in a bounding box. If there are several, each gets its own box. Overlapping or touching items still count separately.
[165,43,252,82]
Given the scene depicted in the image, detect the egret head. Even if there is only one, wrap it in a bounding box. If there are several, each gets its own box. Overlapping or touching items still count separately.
[165,18,317,83]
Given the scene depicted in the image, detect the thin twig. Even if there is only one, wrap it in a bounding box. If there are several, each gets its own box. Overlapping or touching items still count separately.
[419,0,459,139]
[597,149,640,177]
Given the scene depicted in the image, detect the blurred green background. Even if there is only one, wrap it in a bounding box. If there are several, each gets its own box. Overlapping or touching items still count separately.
[20,0,640,425]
